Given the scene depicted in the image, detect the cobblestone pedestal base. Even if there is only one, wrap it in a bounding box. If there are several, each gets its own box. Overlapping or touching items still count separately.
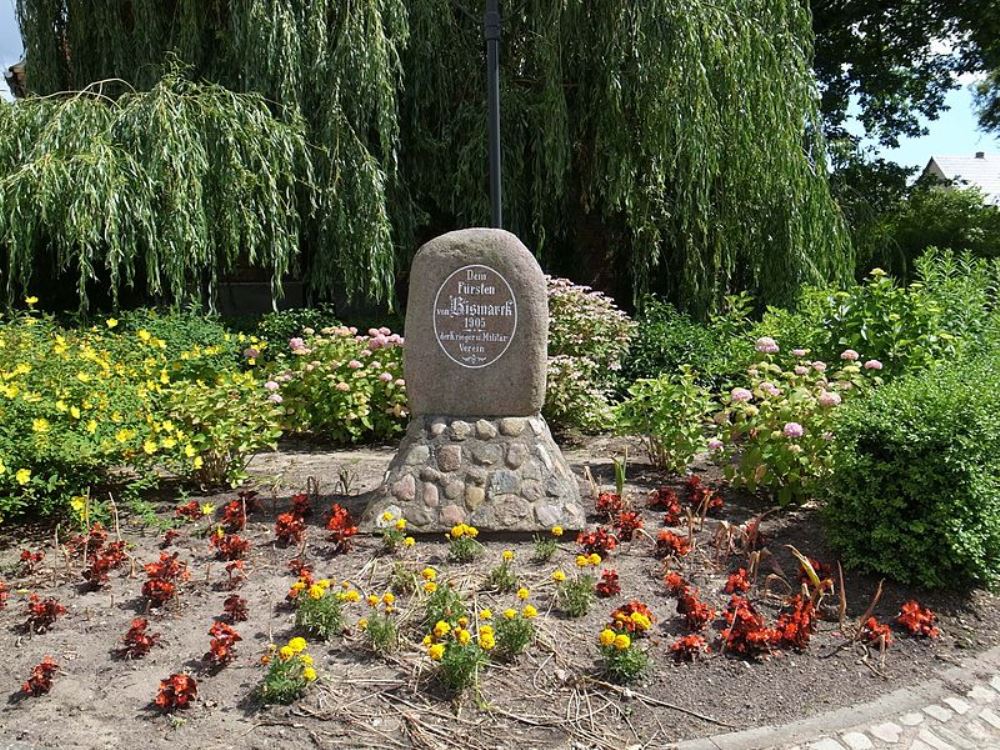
[362,414,585,532]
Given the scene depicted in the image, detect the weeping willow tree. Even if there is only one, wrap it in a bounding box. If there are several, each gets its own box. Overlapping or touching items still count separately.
[15,0,849,315]
[14,0,407,308]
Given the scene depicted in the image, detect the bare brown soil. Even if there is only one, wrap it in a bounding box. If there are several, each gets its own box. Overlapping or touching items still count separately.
[1,437,997,750]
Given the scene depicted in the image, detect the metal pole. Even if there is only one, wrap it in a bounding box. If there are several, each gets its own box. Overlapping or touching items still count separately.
[484,0,502,228]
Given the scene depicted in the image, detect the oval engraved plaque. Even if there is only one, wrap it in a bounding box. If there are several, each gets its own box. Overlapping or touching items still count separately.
[432,264,517,369]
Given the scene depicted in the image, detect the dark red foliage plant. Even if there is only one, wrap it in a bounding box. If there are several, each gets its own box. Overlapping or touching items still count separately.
[860,616,893,648]
[288,558,313,579]
[663,571,689,597]
[724,568,751,594]
[24,594,67,633]
[142,552,190,607]
[173,500,202,522]
[154,673,198,711]
[83,541,127,588]
[19,549,44,575]
[223,594,249,623]
[596,569,621,598]
[326,504,358,554]
[595,491,625,519]
[576,527,618,557]
[677,590,716,631]
[160,530,180,549]
[290,492,312,518]
[224,560,246,589]
[647,487,682,523]
[275,512,306,545]
[210,530,251,561]
[897,600,940,638]
[775,595,816,650]
[204,622,241,666]
[21,656,58,696]
[655,530,691,558]
[684,475,723,514]
[670,634,710,662]
[720,596,780,657]
[220,499,247,531]
[0,579,9,609]
[613,511,644,542]
[119,618,161,659]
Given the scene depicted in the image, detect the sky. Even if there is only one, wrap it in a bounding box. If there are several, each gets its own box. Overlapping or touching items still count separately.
[0,1,996,172]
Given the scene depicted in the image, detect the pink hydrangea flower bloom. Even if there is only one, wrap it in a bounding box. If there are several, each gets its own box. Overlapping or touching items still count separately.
[792,348,808,357]
[267,393,283,404]
[794,365,808,376]
[379,372,393,383]
[379,327,391,336]
[755,336,779,354]
[264,381,279,391]
[812,361,827,372]
[864,359,883,370]
[840,349,860,361]
[707,438,724,452]
[394,378,406,387]
[336,382,350,392]
[348,360,363,369]
[731,387,753,403]
[818,390,841,407]
[289,337,306,352]
[783,422,804,438]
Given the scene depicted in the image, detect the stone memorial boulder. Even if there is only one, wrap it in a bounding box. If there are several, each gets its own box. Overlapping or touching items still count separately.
[363,228,585,532]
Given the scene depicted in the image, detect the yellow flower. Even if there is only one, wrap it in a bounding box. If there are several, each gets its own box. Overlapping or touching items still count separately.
[317,579,331,589]
[308,584,325,600]
[421,634,432,646]
[522,604,538,619]
[24,295,38,306]
[479,609,492,620]
[423,581,438,594]
[366,594,380,607]
[599,629,616,647]
[302,667,318,682]
[70,406,81,420]
[613,633,631,651]
[278,646,295,662]
[382,511,394,522]
[15,468,31,485]
[502,608,517,620]
[433,620,451,638]
[421,567,437,581]
[551,525,564,537]
[516,587,530,600]
[457,616,469,628]
[357,618,369,631]
[143,440,158,455]
[290,581,307,592]
[31,418,49,434]
[69,496,87,519]
[428,644,446,661]
[479,624,493,636]
[450,524,465,538]
[552,570,567,583]
[588,553,602,566]
[344,590,361,603]
[382,592,395,606]
[456,629,472,645]
[138,329,151,342]
[630,612,652,631]
[478,633,496,650]
[467,525,479,538]
[288,637,307,653]
[394,518,407,531]
[86,419,98,434]
[106,318,118,329]
[403,536,415,547]
[502,550,514,562]
[200,503,214,516]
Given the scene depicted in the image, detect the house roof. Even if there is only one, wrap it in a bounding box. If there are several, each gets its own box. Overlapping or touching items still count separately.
[923,153,1000,205]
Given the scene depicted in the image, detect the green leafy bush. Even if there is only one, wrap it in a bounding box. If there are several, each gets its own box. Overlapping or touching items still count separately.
[616,367,716,474]
[253,305,341,354]
[544,277,635,432]
[823,356,1000,588]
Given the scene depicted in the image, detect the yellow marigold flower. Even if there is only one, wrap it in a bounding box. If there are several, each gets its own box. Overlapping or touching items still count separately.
[457,616,469,628]
[599,629,616,647]
[588,553,602,565]
[403,536,415,547]
[502,550,515,562]
[478,633,496,650]
[422,634,432,646]
[344,590,361,603]
[479,624,494,636]
[575,555,589,568]
[467,525,479,538]
[317,579,331,589]
[15,468,31,485]
[302,667,318,682]
[366,594,380,607]
[382,511,394,522]
[502,608,517,620]
[421,568,437,581]
[480,609,492,620]
[630,612,651,631]
[522,604,538,619]
[516,587,530,600]
[428,643,446,661]
[433,620,451,638]
[106,318,118,329]
[552,570,567,583]
[308,584,325,600]
[423,581,438,594]
[613,633,631,651]
[456,629,472,645]
[382,592,395,605]
[299,653,313,666]
[291,581,307,592]
[288,637,307,653]
[278,646,294,662]
[551,525,564,537]
[450,524,465,538]
[357,618,369,631]
[394,519,407,531]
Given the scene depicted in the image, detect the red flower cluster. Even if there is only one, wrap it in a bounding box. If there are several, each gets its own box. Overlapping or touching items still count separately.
[210,530,251,561]
[648,487,683,526]
[610,600,656,634]
[663,571,689,597]
[860,616,893,647]
[142,552,190,607]
[685,475,723,514]
[670,634,710,662]
[220,499,247,531]
[724,568,751,594]
[275,512,306,545]
[596,491,625,519]
[81,527,127,588]
[160,530,180,549]
[327,504,358,554]
[19,549,44,574]
[677,589,716,631]
[576,527,618,557]
[721,596,779,657]
[614,511,644,541]
[223,594,249,623]
[204,622,241,666]
[21,656,58,696]
[0,579,9,609]
[775,595,816,650]
[655,530,691,558]
[154,673,198,711]
[174,500,203,522]
[224,560,246,589]
[24,594,67,633]
[119,617,161,659]
[288,558,313,580]
[290,492,312,518]
[596,569,621,598]
[897,600,940,638]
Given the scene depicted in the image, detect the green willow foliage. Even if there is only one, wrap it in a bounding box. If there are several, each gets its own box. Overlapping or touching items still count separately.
[0,72,311,310]
[15,0,407,307]
[16,0,849,315]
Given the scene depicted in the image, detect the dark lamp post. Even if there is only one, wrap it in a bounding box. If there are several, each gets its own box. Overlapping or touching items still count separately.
[484,0,502,229]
